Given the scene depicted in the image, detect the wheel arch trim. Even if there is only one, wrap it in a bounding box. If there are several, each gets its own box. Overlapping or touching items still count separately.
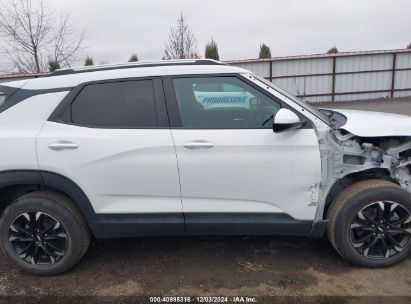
[0,170,96,228]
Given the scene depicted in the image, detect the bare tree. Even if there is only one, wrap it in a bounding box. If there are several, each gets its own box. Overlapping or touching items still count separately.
[0,0,85,72]
[163,12,199,60]
[51,14,85,68]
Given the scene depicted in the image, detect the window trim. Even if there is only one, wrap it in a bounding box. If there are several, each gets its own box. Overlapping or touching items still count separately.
[48,77,169,129]
[162,74,312,130]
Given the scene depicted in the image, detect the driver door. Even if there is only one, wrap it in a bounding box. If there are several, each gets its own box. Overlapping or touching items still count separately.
[163,75,321,233]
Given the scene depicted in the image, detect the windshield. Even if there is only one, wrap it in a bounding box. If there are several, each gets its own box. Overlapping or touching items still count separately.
[253,75,330,125]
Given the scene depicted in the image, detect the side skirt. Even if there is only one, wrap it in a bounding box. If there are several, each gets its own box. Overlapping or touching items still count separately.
[91,213,319,239]
[185,213,313,236]
[91,213,184,238]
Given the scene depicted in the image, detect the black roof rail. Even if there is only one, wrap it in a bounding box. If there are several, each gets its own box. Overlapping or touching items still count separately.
[49,59,225,76]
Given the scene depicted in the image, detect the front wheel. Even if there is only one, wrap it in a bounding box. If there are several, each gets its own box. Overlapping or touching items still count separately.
[0,191,90,275]
[327,179,411,267]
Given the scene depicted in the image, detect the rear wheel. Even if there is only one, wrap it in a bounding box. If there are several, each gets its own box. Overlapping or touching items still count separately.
[327,179,411,267]
[0,191,90,275]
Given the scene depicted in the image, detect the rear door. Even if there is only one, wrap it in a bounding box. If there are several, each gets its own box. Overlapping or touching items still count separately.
[36,78,183,234]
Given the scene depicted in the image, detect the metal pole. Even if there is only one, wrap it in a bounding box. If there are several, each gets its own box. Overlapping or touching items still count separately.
[391,53,397,98]
[331,56,337,102]
[269,60,273,82]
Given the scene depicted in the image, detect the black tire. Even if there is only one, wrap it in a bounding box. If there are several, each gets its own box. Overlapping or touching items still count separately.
[0,191,90,275]
[327,179,411,267]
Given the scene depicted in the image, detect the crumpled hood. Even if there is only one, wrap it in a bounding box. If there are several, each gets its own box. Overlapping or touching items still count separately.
[329,108,411,137]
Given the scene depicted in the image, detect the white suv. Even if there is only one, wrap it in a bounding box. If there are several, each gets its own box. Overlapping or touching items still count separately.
[0,59,410,275]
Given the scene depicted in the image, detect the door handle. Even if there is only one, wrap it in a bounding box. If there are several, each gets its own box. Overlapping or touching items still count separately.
[48,141,79,151]
[182,140,215,150]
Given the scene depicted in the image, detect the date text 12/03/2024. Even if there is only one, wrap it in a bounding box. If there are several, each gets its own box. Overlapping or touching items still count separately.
[149,296,257,303]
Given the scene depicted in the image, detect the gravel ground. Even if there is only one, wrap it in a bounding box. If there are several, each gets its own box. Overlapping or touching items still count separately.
[1,98,411,303]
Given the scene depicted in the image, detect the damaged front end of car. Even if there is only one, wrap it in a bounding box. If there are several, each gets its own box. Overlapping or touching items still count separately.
[314,126,411,226]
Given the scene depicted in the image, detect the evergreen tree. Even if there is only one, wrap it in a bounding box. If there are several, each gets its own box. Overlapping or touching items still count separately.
[205,38,219,60]
[259,43,271,59]
[84,56,94,66]
[48,60,60,72]
[129,53,139,62]
[327,47,339,54]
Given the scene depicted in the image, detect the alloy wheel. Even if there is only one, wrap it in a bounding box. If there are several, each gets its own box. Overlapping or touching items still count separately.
[350,201,411,259]
[9,212,68,265]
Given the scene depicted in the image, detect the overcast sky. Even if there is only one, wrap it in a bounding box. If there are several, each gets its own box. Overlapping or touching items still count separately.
[1,0,411,69]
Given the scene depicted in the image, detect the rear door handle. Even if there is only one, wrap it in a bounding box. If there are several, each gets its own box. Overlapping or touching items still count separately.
[48,141,79,151]
[182,140,215,150]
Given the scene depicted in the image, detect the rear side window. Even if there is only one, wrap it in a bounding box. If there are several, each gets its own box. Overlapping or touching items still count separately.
[70,80,158,128]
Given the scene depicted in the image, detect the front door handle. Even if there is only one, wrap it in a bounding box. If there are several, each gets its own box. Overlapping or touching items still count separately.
[182,140,215,150]
[48,141,79,151]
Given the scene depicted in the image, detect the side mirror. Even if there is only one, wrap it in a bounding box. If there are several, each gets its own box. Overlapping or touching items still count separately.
[273,108,306,133]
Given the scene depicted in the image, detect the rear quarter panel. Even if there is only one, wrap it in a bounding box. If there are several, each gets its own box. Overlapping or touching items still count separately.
[0,91,69,171]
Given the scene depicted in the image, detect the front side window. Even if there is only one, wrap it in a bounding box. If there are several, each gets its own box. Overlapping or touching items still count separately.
[173,77,281,129]
[70,80,158,128]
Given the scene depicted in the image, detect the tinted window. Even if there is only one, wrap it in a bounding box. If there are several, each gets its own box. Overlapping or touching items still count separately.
[173,77,281,129]
[71,80,158,128]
